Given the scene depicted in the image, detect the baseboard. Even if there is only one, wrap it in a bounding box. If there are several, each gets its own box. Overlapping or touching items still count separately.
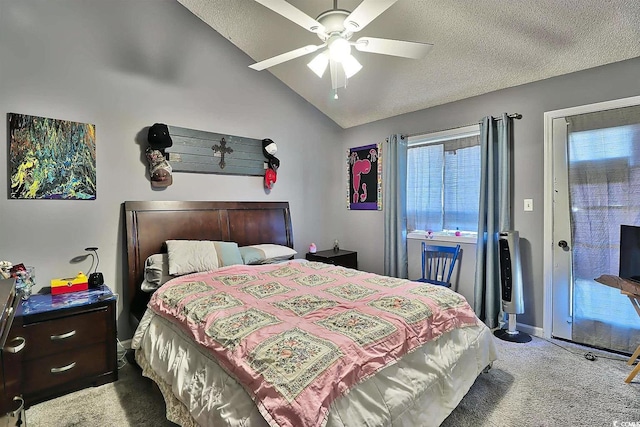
[516,322,544,337]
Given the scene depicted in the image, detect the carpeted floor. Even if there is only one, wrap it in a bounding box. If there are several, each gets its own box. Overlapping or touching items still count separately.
[26,335,640,427]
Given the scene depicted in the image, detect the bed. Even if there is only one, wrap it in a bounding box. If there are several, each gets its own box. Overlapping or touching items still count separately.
[125,201,497,427]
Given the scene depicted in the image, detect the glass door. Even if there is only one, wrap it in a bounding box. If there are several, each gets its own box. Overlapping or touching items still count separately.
[552,104,640,354]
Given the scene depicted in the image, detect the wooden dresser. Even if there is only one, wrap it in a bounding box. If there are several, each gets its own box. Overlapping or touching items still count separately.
[0,278,23,420]
[5,285,118,408]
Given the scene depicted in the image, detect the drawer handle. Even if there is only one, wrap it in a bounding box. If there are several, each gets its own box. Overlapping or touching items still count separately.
[4,336,25,354]
[51,330,76,340]
[51,361,76,373]
[9,396,24,417]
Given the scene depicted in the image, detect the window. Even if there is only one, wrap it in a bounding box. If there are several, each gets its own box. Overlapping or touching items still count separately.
[407,125,481,234]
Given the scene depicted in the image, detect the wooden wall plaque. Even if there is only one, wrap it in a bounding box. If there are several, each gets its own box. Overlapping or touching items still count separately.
[165,125,266,176]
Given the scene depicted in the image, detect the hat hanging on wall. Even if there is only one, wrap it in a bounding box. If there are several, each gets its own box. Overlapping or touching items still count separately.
[145,123,173,188]
[148,123,173,150]
[146,148,173,188]
[262,139,277,157]
[262,138,280,190]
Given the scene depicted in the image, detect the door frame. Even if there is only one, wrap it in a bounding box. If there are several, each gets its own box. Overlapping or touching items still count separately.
[543,95,640,339]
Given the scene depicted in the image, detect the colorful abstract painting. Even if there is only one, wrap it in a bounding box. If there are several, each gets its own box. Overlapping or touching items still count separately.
[8,113,96,199]
[347,143,381,210]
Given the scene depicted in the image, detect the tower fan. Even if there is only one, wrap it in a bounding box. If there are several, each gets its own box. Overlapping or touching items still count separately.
[494,230,531,343]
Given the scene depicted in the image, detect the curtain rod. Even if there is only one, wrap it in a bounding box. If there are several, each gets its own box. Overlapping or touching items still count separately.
[401,112,522,140]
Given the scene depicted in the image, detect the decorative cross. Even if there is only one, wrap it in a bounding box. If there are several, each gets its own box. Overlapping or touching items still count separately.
[211,137,233,169]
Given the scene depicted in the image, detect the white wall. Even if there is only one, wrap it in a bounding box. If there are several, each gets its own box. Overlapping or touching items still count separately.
[339,57,640,330]
[0,0,344,337]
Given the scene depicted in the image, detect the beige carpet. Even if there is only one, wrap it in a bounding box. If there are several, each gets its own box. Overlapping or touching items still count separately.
[26,336,640,426]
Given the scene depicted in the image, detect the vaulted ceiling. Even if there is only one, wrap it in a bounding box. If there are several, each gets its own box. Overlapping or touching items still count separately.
[178,0,640,128]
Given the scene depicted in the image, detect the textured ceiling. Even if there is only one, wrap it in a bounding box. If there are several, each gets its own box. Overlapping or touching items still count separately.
[178,0,640,128]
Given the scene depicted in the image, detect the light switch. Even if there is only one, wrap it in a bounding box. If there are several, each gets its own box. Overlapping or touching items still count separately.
[524,199,533,212]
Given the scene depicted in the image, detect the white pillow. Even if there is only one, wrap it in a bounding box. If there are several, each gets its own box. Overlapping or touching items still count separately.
[166,240,219,276]
[239,244,297,265]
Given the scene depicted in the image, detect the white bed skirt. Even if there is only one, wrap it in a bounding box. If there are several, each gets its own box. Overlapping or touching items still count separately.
[133,309,498,427]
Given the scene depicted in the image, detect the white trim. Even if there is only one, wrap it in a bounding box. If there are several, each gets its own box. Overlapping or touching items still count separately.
[407,232,476,244]
[542,95,640,339]
[408,124,480,145]
[119,338,132,350]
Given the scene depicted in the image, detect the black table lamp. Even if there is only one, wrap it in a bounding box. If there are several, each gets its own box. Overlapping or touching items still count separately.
[85,247,104,288]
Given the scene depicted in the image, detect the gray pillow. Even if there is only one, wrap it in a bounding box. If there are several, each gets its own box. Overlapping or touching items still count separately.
[141,253,172,292]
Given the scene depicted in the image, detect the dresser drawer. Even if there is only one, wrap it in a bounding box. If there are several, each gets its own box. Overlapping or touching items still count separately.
[22,342,108,395]
[21,307,107,360]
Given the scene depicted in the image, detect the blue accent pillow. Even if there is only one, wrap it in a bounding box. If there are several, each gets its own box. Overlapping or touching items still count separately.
[213,241,244,266]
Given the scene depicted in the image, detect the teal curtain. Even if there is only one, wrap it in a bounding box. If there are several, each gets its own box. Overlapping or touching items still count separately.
[383,134,408,278]
[474,114,512,328]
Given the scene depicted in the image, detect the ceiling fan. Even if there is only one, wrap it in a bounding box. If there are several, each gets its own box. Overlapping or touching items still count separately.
[249,0,433,98]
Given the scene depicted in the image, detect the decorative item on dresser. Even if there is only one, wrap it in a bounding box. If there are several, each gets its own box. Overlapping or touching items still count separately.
[85,247,105,288]
[3,285,117,409]
[305,248,358,269]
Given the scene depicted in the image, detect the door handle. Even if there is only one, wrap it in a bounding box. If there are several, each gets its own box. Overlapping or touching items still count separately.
[558,240,569,249]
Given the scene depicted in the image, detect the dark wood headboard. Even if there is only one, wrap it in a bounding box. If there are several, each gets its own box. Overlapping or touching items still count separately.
[123,201,293,328]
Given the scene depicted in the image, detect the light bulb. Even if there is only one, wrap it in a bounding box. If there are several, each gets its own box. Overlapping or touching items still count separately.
[328,37,351,63]
[307,52,328,78]
[342,54,362,78]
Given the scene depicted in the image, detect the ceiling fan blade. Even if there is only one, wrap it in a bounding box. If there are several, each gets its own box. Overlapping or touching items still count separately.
[249,45,323,71]
[355,37,433,59]
[343,0,397,32]
[330,60,346,90]
[254,0,325,34]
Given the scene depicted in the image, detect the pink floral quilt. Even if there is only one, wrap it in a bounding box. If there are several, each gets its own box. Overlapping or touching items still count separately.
[148,261,479,427]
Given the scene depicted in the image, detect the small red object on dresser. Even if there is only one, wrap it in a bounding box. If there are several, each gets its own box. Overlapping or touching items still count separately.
[50,272,89,295]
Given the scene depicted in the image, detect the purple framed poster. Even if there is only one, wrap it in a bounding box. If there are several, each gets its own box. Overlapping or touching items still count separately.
[347,143,382,210]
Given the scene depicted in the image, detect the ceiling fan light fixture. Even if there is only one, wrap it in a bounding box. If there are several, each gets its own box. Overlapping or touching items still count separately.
[307,52,329,78]
[328,37,351,63]
[249,0,432,96]
[342,54,362,78]
[344,21,359,32]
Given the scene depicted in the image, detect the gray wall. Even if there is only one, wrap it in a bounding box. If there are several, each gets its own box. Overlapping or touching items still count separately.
[339,57,640,329]
[2,0,639,336]
[0,0,344,338]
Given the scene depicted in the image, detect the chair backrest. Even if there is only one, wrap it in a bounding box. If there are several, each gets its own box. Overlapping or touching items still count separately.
[421,242,461,287]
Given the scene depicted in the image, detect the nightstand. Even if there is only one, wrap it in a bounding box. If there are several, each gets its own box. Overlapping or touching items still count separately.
[6,285,117,408]
[306,249,358,269]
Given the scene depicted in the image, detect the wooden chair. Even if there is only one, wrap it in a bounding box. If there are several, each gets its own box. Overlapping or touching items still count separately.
[417,242,461,287]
